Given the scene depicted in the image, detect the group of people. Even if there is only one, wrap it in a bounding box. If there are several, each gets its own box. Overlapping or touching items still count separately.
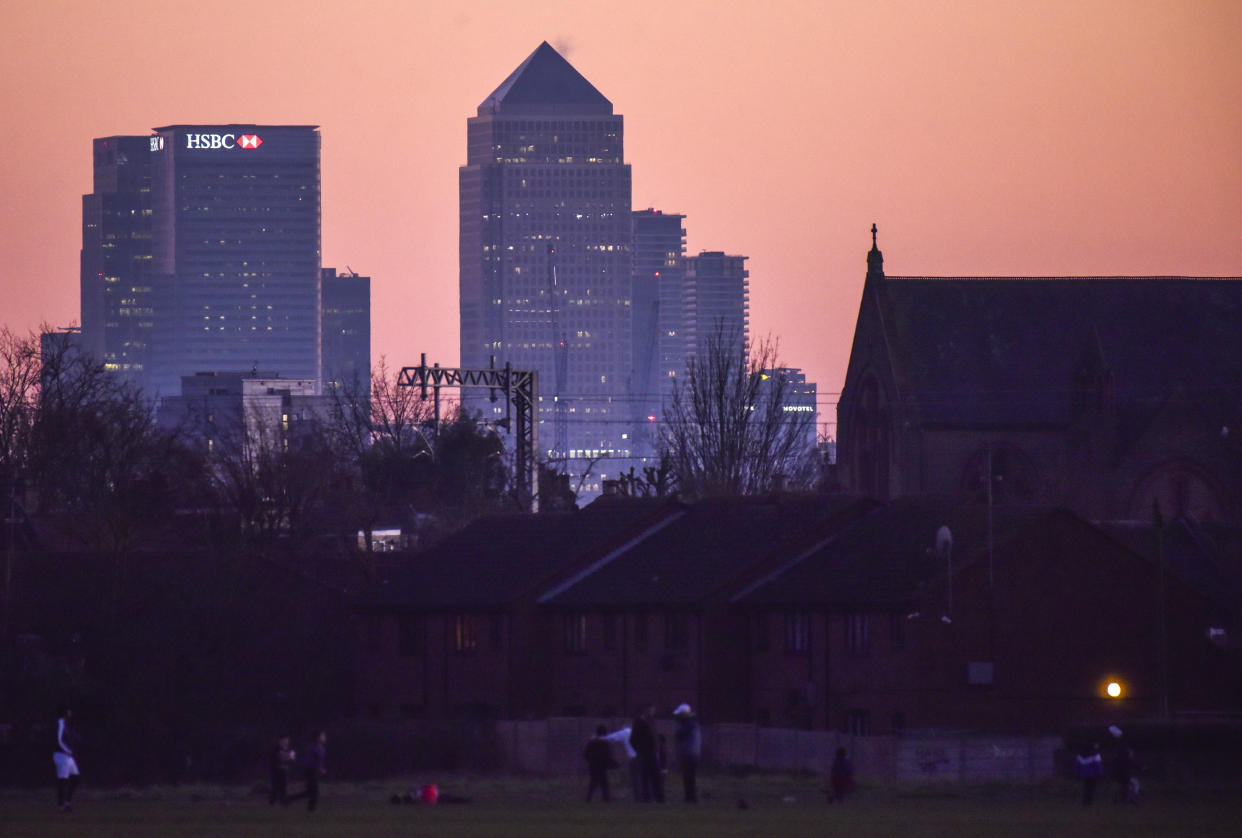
[584,703,701,803]
[1076,732,1142,806]
[269,730,329,811]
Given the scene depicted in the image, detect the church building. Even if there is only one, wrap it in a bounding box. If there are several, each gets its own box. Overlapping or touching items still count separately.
[837,227,1242,523]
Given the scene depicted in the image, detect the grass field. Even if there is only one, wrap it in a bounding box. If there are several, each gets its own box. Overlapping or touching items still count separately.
[3,774,1242,837]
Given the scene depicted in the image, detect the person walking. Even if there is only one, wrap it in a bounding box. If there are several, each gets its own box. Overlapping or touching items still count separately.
[53,706,81,813]
[1076,741,1102,805]
[584,724,618,802]
[672,703,701,803]
[268,735,295,806]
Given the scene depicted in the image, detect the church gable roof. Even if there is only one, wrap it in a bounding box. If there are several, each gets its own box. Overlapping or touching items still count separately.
[877,277,1242,428]
[479,41,613,115]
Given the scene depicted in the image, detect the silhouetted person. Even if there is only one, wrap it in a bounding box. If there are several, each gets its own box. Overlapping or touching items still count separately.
[829,746,854,802]
[673,704,701,803]
[53,706,81,813]
[268,735,295,805]
[630,706,663,802]
[288,730,327,811]
[1077,741,1102,805]
[584,724,617,801]
[601,725,640,801]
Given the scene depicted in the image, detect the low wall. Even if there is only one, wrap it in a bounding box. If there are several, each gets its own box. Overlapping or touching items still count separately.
[495,718,1060,783]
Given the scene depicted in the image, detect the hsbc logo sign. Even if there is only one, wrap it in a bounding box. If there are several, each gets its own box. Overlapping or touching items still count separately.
[184,133,264,150]
[149,136,165,152]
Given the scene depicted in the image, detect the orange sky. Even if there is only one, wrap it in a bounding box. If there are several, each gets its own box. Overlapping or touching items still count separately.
[2,0,1240,438]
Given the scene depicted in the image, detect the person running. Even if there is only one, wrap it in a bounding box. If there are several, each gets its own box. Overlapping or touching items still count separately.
[584,724,618,802]
[268,735,296,805]
[53,706,81,813]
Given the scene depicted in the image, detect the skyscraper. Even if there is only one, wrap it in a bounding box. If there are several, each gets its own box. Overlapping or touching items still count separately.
[113,124,322,398]
[631,208,686,454]
[685,251,749,361]
[460,43,633,493]
[80,136,155,388]
[321,267,371,395]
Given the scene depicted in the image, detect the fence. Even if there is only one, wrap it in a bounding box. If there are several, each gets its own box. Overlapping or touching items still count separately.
[494,717,1060,783]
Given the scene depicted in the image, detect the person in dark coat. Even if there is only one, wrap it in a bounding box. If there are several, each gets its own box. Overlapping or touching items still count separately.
[828,746,854,802]
[268,735,295,805]
[672,704,701,803]
[288,730,328,811]
[1076,741,1102,805]
[630,705,663,802]
[584,724,618,801]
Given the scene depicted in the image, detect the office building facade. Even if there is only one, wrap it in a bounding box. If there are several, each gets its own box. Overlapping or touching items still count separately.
[83,125,322,398]
[460,43,633,493]
[80,136,155,388]
[685,251,749,363]
[321,267,371,395]
[631,209,686,454]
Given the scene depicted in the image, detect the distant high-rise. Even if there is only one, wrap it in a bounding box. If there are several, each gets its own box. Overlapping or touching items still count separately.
[80,136,155,388]
[321,267,371,395]
[685,251,749,361]
[631,209,686,453]
[81,126,322,397]
[757,367,819,454]
[148,125,321,397]
[460,43,633,492]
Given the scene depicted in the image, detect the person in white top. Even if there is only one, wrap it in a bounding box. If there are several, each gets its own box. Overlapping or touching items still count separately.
[601,725,641,801]
[53,706,81,812]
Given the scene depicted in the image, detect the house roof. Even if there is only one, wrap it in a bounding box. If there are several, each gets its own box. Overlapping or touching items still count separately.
[733,496,1046,607]
[479,41,613,115]
[358,497,679,610]
[541,495,872,608]
[1098,517,1242,618]
[876,277,1242,430]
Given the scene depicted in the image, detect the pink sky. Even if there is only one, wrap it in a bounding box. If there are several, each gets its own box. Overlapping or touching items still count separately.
[2,0,1240,438]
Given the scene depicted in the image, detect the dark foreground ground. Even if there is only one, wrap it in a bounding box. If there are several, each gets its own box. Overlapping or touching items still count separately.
[3,774,1241,838]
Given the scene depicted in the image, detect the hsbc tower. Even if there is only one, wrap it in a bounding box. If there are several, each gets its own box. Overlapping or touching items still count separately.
[82,124,322,398]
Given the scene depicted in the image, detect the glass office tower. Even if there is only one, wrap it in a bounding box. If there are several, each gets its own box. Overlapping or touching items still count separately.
[460,43,633,493]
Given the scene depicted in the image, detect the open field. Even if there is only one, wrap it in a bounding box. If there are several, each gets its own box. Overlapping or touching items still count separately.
[4,774,1242,837]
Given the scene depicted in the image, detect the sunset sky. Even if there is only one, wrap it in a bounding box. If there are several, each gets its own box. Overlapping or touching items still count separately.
[2,0,1240,438]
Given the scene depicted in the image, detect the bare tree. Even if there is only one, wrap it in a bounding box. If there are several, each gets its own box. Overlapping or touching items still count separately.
[28,336,204,552]
[0,328,41,489]
[660,327,817,498]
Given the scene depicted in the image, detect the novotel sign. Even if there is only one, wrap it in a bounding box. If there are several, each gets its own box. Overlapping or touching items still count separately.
[182,133,264,150]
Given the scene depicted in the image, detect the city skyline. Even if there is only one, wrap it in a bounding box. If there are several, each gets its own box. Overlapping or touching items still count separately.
[3,1,1241,439]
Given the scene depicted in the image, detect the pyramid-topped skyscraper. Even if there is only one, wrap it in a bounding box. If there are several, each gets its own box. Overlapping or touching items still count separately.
[460,42,633,497]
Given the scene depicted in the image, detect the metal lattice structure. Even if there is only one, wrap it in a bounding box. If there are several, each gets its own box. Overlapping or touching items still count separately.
[398,355,539,512]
